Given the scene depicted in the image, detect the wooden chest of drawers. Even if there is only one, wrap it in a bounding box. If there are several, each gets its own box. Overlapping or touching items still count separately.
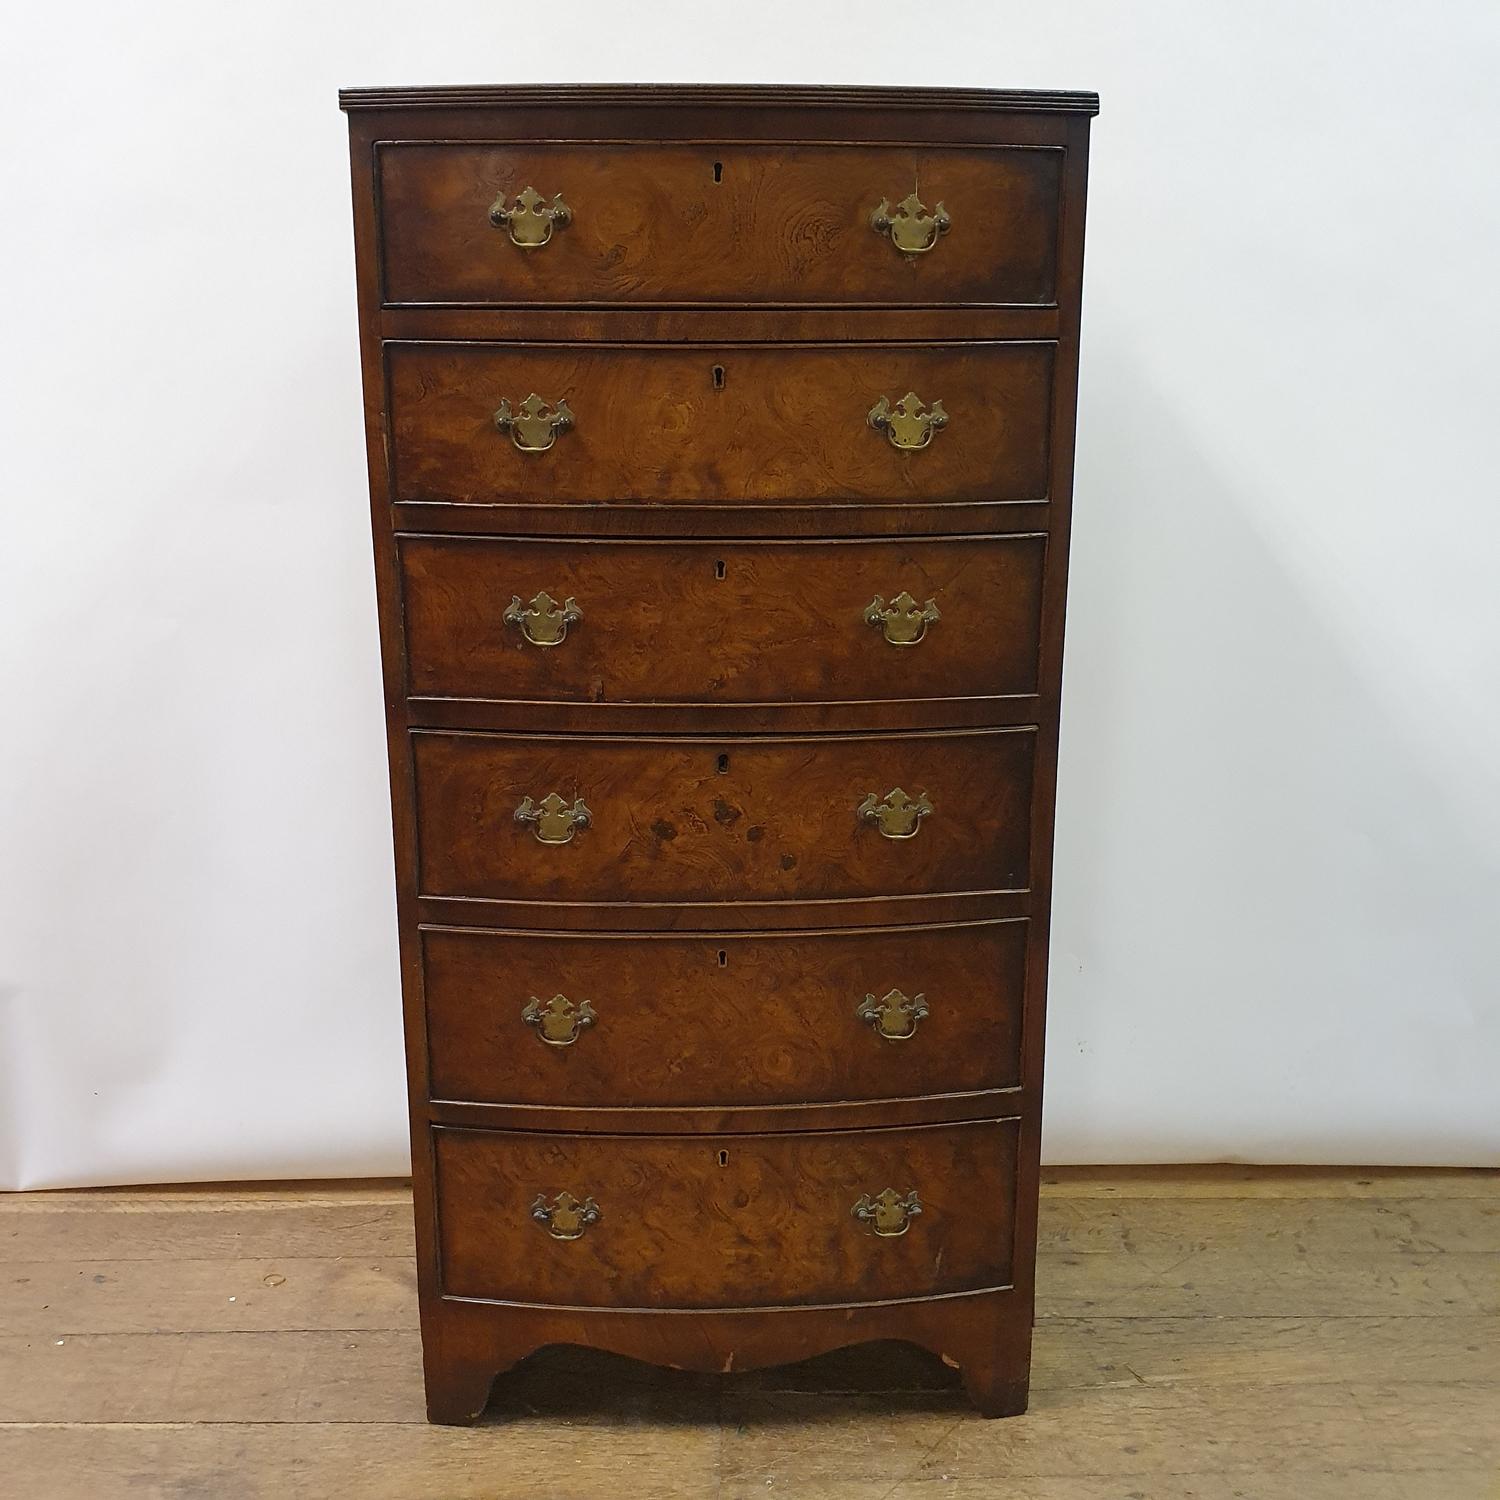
[340,82,1097,1422]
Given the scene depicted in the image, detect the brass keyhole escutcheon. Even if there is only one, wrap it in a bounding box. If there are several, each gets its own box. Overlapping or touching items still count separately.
[865,592,940,646]
[870,191,951,254]
[505,591,581,647]
[494,393,574,453]
[531,1191,600,1240]
[852,1188,923,1237]
[489,186,571,247]
[856,988,930,1041]
[515,793,592,845]
[857,788,933,840]
[522,993,597,1047]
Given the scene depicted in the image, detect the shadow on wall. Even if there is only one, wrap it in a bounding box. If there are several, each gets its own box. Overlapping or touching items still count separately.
[1045,337,1499,1165]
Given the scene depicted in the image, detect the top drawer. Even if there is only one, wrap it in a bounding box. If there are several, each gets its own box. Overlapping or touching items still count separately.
[375,142,1062,308]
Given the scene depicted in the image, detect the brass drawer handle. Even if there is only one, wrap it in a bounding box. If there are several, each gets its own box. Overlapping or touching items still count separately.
[531,1191,600,1240]
[870,192,950,255]
[868,392,948,451]
[856,988,929,1041]
[489,186,572,247]
[852,1188,923,1237]
[494,393,574,453]
[865,592,939,646]
[505,591,582,647]
[515,793,592,845]
[522,993,597,1046]
[858,787,933,840]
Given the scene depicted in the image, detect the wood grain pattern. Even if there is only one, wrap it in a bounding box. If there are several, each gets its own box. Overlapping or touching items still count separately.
[377,141,1061,307]
[386,341,1054,505]
[341,82,1102,115]
[433,1120,1018,1309]
[422,919,1027,1109]
[399,532,1046,710]
[411,727,1035,906]
[344,85,1096,1424]
[4,1168,1496,1500]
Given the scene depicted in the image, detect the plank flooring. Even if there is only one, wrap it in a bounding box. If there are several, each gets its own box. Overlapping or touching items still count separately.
[2,1167,1496,1498]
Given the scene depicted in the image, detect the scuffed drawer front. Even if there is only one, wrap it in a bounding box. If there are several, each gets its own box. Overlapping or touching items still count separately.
[400,533,1046,709]
[435,1119,1018,1308]
[386,342,1053,506]
[411,728,1035,906]
[378,141,1061,307]
[424,919,1027,1108]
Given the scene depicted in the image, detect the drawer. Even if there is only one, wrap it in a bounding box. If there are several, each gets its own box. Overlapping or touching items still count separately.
[434,1119,1017,1308]
[411,728,1034,906]
[424,919,1026,1108]
[377,142,1061,308]
[387,341,1052,507]
[400,534,1046,710]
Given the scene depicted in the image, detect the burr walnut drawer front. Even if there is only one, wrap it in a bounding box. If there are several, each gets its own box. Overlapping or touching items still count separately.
[411,728,1034,906]
[386,341,1053,507]
[434,1118,1018,1309]
[376,141,1061,308]
[424,919,1027,1109]
[400,533,1046,710]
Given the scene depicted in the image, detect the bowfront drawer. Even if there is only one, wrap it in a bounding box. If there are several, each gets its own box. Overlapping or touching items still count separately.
[377,141,1061,307]
[434,1119,1017,1308]
[425,919,1026,1108]
[411,728,1034,906]
[400,534,1046,711]
[387,341,1052,506]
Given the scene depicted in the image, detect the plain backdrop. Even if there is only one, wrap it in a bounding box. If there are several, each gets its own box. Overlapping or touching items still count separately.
[2,1,1497,1189]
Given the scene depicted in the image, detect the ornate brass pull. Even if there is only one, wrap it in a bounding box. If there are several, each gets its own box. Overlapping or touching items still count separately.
[870,192,950,254]
[856,988,929,1041]
[865,592,940,646]
[522,993,597,1046]
[505,591,582,647]
[494,394,574,453]
[868,392,948,452]
[858,788,933,840]
[515,793,592,845]
[531,1191,600,1240]
[489,186,572,247]
[852,1187,923,1238]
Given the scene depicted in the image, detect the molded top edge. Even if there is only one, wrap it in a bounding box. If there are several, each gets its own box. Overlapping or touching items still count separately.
[338,83,1100,116]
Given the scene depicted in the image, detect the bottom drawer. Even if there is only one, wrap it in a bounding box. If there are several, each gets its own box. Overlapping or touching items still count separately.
[434,1119,1017,1310]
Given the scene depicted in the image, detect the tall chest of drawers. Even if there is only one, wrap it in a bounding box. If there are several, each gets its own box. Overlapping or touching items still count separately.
[340,82,1097,1422]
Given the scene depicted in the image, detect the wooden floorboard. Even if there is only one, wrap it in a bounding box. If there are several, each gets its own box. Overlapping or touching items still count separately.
[2,1166,1496,1499]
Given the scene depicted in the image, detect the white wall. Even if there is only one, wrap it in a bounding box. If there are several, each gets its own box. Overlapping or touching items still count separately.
[2,1,1497,1188]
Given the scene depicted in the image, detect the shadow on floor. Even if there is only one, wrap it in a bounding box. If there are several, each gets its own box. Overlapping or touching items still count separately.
[480,1338,968,1425]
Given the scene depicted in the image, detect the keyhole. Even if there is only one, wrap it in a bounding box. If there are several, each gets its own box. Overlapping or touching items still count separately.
[711,364,725,390]
[717,949,728,967]
[717,753,730,774]
[714,559,726,580]
[717,1150,729,1167]
[712,161,723,184]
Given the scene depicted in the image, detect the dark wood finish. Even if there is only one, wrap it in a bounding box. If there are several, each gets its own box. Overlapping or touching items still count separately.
[415,884,1030,938]
[434,1119,1017,1308]
[422,1286,1032,1421]
[341,81,1100,116]
[343,82,1094,1423]
[423,918,1028,1108]
[378,141,1060,308]
[400,532,1046,710]
[410,727,1035,905]
[387,341,1053,505]
[425,1087,1025,1137]
[382,302,1060,345]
